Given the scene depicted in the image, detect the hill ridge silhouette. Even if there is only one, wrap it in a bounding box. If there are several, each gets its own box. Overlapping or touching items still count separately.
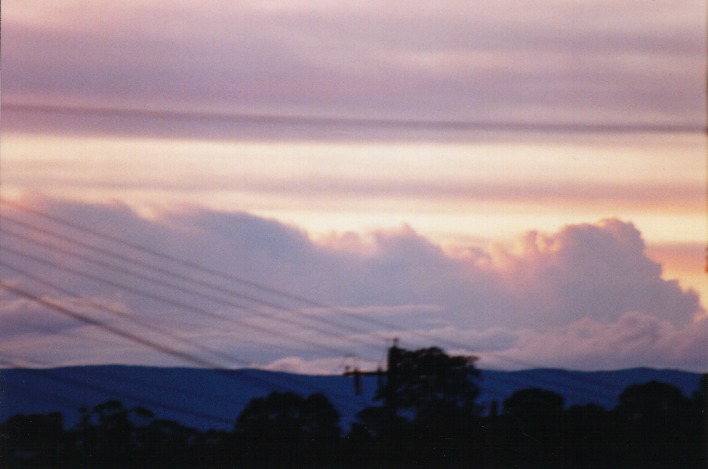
[1,365,702,431]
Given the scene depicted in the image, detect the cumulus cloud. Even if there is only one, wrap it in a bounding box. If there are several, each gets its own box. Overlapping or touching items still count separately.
[487,219,701,327]
[485,312,708,371]
[0,198,704,370]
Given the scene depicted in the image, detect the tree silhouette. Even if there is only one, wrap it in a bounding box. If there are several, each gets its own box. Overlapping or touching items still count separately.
[377,345,480,419]
[350,345,481,466]
[2,371,704,467]
[72,400,137,465]
[614,380,702,468]
[1,412,64,466]
[65,399,200,467]
[501,388,566,468]
[563,403,612,467]
[233,391,341,465]
[616,380,690,419]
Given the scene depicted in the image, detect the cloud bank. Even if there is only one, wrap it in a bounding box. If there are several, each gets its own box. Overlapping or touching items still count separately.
[3,0,705,128]
[1,197,704,372]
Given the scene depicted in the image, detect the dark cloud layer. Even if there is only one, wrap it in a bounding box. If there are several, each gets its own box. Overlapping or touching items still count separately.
[1,198,704,371]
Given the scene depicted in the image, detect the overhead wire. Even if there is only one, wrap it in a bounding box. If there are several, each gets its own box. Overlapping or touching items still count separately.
[0,210,380,404]
[0,273,377,425]
[0,243,357,360]
[0,197,410,336]
[0,353,309,426]
[0,260,300,365]
[1,280,237,369]
[0,356,236,427]
[6,276,610,407]
[0,198,630,400]
[0,206,383,413]
[0,199,586,366]
[1,198,517,367]
[0,282,370,418]
[0,351,376,430]
[0,214,383,339]
[0,218,390,355]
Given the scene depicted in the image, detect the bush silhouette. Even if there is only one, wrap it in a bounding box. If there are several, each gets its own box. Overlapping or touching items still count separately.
[614,380,702,468]
[2,412,64,466]
[233,391,341,465]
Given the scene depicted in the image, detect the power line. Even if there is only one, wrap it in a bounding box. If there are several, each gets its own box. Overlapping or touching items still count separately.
[0,198,634,397]
[0,198,409,338]
[0,260,289,366]
[0,280,232,369]
[0,266,621,416]
[0,253,623,408]
[2,216,382,406]
[0,217,387,344]
[0,282,370,417]
[0,244,355,359]
[0,198,500,364]
[0,357,236,427]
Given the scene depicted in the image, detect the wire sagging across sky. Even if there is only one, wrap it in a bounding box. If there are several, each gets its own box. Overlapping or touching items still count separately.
[0,197,654,403]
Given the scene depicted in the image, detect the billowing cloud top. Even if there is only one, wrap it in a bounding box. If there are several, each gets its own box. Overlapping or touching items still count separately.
[1,1,705,372]
[3,0,705,129]
[1,198,705,371]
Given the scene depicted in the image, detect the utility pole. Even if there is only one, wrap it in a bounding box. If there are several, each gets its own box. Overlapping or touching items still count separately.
[343,338,401,411]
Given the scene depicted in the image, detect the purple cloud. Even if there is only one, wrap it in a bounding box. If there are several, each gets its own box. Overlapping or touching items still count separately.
[488,220,701,327]
[0,198,704,371]
[490,312,708,371]
[3,0,704,128]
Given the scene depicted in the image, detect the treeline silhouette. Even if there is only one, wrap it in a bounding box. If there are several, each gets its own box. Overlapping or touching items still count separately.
[2,347,706,468]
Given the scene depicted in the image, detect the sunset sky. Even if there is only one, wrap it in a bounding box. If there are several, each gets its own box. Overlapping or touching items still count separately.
[1,0,706,373]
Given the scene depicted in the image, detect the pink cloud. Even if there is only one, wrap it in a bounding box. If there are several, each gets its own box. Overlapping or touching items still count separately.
[263,356,353,376]
[0,197,703,370]
[487,312,708,371]
[3,0,704,127]
[487,219,701,327]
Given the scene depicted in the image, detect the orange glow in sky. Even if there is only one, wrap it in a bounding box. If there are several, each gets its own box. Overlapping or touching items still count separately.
[2,127,705,305]
[1,0,705,371]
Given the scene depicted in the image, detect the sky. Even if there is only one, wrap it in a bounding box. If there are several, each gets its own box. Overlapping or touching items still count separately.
[1,0,706,373]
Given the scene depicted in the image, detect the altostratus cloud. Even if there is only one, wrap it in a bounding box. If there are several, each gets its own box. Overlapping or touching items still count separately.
[0,198,704,370]
[3,0,704,126]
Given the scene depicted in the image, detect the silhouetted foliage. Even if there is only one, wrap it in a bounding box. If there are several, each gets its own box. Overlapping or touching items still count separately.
[616,380,690,419]
[613,380,704,468]
[60,400,202,467]
[562,403,614,467]
[349,345,482,466]
[496,388,566,467]
[73,399,137,464]
[1,370,705,468]
[504,387,564,416]
[378,345,480,420]
[1,412,64,466]
[233,391,341,466]
[347,404,414,465]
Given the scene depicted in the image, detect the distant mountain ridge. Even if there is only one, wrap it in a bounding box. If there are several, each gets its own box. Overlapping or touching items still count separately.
[0,366,702,431]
